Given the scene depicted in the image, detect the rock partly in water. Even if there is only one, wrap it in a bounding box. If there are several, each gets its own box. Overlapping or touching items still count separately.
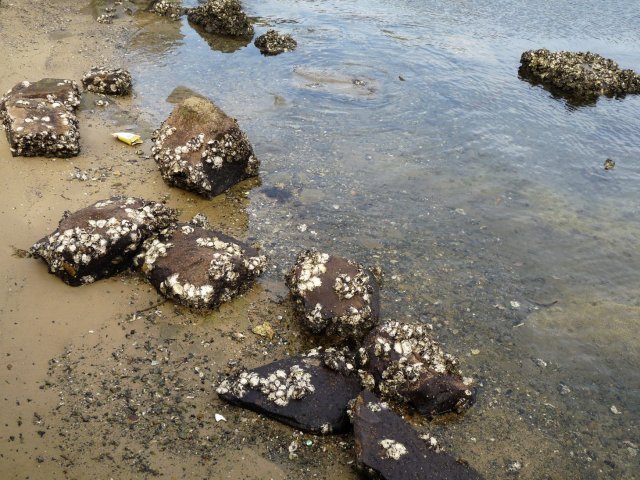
[0,79,81,157]
[135,217,266,309]
[187,0,254,37]
[151,96,259,198]
[359,320,475,418]
[519,49,640,102]
[217,354,363,434]
[254,30,297,56]
[149,0,185,21]
[353,390,483,480]
[81,67,132,96]
[30,197,177,286]
[286,250,380,343]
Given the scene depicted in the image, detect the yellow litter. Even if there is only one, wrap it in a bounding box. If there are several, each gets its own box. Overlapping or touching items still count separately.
[112,132,143,146]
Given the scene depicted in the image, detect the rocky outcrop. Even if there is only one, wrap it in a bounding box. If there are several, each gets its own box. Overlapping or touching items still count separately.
[135,216,266,309]
[149,0,185,21]
[519,49,640,101]
[358,320,475,417]
[254,30,297,55]
[30,197,177,286]
[0,78,81,157]
[187,0,254,37]
[286,250,381,343]
[217,354,362,434]
[353,390,483,480]
[81,67,132,95]
[151,96,259,198]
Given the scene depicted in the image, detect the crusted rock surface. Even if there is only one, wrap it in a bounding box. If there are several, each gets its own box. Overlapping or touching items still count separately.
[254,30,297,55]
[149,0,185,20]
[187,0,254,37]
[286,250,380,342]
[360,320,475,417]
[151,96,259,197]
[136,218,266,309]
[81,67,132,95]
[0,79,81,157]
[519,49,640,101]
[217,355,362,434]
[353,390,483,480]
[30,197,177,286]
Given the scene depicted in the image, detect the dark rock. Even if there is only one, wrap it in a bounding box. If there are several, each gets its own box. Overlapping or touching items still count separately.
[286,250,380,343]
[135,218,266,309]
[149,0,185,20]
[353,390,483,480]
[254,30,297,56]
[187,0,254,37]
[359,321,475,417]
[30,197,177,286]
[519,49,640,102]
[151,96,259,198]
[0,79,81,158]
[217,355,362,434]
[81,67,132,96]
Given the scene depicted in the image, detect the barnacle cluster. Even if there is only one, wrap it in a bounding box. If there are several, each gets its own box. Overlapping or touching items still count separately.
[217,365,315,407]
[519,49,640,100]
[379,439,407,460]
[187,0,254,37]
[254,30,297,56]
[81,67,132,96]
[136,221,266,309]
[96,13,115,24]
[150,0,184,20]
[334,270,370,300]
[290,250,329,294]
[30,197,177,286]
[151,98,259,198]
[0,79,81,157]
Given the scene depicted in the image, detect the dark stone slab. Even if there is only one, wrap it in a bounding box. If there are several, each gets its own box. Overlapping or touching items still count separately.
[360,321,475,417]
[81,67,132,95]
[286,250,380,343]
[30,197,177,286]
[254,30,297,56]
[519,49,640,103]
[217,355,363,434]
[151,96,259,198]
[136,219,266,309]
[353,390,483,480]
[0,79,81,158]
[187,0,254,37]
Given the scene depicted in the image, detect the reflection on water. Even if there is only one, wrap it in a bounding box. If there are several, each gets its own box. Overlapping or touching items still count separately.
[123,0,639,477]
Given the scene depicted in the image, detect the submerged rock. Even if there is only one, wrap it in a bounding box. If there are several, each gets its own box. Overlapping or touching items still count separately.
[286,250,380,343]
[353,390,483,480]
[0,79,81,157]
[81,67,132,96]
[254,30,297,56]
[135,218,266,309]
[359,320,475,417]
[217,355,362,434]
[187,0,254,37]
[149,0,185,21]
[30,197,177,286]
[519,49,640,101]
[151,96,259,198]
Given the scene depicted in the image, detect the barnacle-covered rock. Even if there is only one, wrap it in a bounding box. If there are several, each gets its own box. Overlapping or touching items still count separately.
[286,250,380,343]
[151,96,259,198]
[135,218,266,309]
[217,355,362,434]
[0,79,81,158]
[81,67,132,96]
[187,0,254,37]
[353,390,483,480]
[30,197,177,286]
[519,49,640,102]
[149,0,185,20]
[360,320,475,417]
[254,30,297,56]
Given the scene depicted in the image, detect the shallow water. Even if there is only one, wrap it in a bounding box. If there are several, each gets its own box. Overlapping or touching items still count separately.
[118,0,640,477]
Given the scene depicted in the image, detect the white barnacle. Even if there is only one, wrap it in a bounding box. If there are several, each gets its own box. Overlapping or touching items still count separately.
[379,439,408,460]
